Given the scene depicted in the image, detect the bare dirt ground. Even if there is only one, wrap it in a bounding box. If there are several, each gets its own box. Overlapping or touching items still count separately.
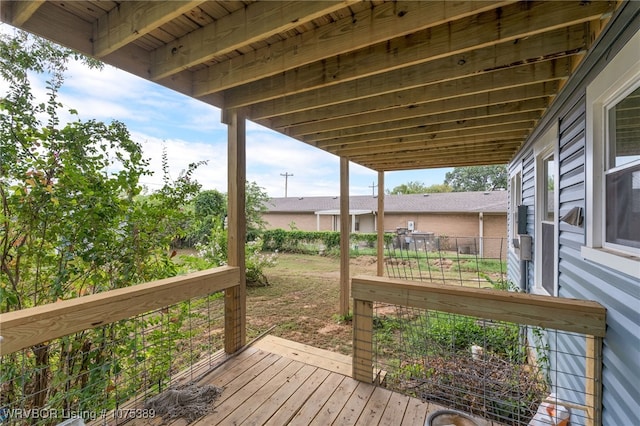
[245,253,378,355]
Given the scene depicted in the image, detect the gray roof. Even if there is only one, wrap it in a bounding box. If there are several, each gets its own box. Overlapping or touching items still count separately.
[265,191,507,214]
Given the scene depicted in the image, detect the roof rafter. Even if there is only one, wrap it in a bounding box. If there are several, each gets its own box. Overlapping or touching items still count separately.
[243,31,581,120]
[93,1,206,58]
[150,0,360,80]
[221,5,602,108]
[2,1,44,27]
[191,0,515,95]
[284,84,554,137]
[303,99,547,142]
[268,65,564,128]
[345,141,524,162]
[329,132,527,155]
[311,118,536,147]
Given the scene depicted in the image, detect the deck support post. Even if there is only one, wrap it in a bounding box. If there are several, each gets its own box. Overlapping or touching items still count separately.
[352,298,373,382]
[377,171,384,277]
[224,109,247,353]
[339,157,350,317]
[585,335,603,426]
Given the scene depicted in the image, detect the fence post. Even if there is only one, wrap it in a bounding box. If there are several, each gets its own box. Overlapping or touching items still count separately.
[352,298,373,382]
[585,335,603,426]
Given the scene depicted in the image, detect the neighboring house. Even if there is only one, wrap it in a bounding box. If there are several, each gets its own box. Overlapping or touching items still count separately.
[264,191,507,258]
[507,8,639,425]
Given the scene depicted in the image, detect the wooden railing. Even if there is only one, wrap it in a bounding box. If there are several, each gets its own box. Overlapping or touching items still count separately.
[0,266,240,356]
[351,275,606,426]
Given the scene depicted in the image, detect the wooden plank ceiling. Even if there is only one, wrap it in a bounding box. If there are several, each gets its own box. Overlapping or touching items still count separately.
[0,0,617,171]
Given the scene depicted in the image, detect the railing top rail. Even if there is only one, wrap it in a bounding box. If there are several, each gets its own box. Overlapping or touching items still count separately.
[0,266,240,356]
[352,275,606,337]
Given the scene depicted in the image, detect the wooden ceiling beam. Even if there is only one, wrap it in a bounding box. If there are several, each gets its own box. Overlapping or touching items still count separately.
[222,1,609,105]
[245,32,580,120]
[361,153,517,171]
[150,1,358,81]
[332,138,525,158]
[2,1,44,27]
[283,83,555,136]
[343,142,523,165]
[303,100,547,142]
[309,114,538,146]
[93,1,205,58]
[4,2,94,54]
[222,16,591,109]
[326,134,528,159]
[267,63,564,127]
[192,1,513,95]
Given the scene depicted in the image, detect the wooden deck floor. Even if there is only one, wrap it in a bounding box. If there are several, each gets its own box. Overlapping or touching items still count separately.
[124,336,493,426]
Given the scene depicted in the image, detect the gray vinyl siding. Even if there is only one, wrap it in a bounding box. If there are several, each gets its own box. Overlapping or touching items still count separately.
[521,153,536,292]
[555,94,640,424]
[507,6,640,424]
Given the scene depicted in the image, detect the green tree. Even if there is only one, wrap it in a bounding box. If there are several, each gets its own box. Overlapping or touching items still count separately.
[246,181,270,240]
[188,189,227,245]
[444,165,507,192]
[0,31,201,411]
[387,181,452,194]
[422,183,452,193]
[387,181,428,194]
[194,189,227,218]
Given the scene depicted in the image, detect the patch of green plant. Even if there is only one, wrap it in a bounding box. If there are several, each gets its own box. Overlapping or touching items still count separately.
[332,312,353,323]
[262,229,393,254]
[407,312,522,362]
[451,258,506,274]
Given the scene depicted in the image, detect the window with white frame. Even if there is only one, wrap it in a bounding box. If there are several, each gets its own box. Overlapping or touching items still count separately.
[605,86,640,251]
[535,130,557,296]
[583,29,640,277]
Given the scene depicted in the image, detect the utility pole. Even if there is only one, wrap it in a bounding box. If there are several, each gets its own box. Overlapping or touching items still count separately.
[369,181,378,196]
[281,172,293,197]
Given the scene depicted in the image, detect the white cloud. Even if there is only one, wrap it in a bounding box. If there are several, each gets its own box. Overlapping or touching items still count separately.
[131,132,228,193]
[0,26,453,198]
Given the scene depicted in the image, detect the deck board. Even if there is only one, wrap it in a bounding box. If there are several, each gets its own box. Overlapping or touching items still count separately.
[123,338,493,426]
[287,372,347,425]
[263,368,331,426]
[333,381,377,425]
[252,335,352,376]
[380,392,411,425]
[355,385,393,425]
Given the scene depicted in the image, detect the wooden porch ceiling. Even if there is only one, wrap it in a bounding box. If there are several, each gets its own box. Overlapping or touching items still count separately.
[0,0,617,171]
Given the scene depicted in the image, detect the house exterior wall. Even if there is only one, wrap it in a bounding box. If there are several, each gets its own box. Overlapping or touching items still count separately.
[482,214,508,259]
[263,213,333,231]
[383,213,481,237]
[264,212,378,233]
[266,211,506,258]
[508,9,640,424]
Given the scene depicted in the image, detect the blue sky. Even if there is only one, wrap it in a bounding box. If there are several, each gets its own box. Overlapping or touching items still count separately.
[3,26,451,197]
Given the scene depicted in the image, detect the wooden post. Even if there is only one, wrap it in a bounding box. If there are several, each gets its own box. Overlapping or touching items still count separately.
[585,335,603,426]
[377,171,384,277]
[352,298,373,382]
[224,109,246,353]
[339,157,350,317]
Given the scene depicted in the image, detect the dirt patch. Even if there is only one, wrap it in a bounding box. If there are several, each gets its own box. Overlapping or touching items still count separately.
[246,253,377,355]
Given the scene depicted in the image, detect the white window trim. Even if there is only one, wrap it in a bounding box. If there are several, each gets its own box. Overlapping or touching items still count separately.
[508,164,522,254]
[533,122,559,296]
[584,29,640,278]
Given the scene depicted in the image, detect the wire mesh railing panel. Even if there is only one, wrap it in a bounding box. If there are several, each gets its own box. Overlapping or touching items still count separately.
[0,291,225,425]
[385,236,507,288]
[372,304,595,426]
